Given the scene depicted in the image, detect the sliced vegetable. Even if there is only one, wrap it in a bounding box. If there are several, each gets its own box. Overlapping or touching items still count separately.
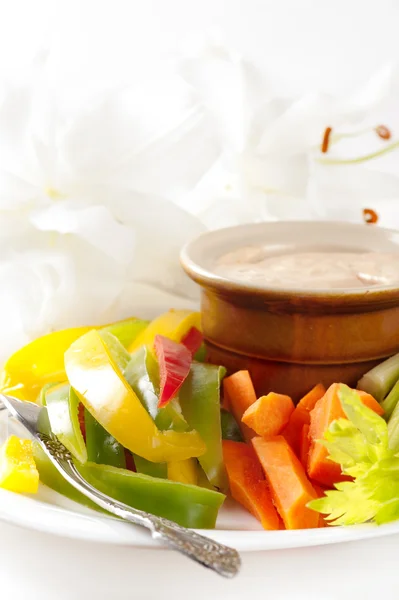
[252,435,319,530]
[78,462,224,529]
[308,384,383,487]
[181,327,203,357]
[125,346,188,432]
[387,396,399,451]
[45,383,87,463]
[308,385,399,526]
[299,424,310,468]
[65,330,206,463]
[100,317,149,349]
[242,393,294,438]
[282,384,326,454]
[223,371,257,442]
[133,454,167,479]
[221,409,243,442]
[0,436,39,494]
[98,331,131,371]
[357,352,399,402]
[167,459,198,485]
[0,317,145,403]
[128,309,201,353]
[34,444,223,527]
[38,382,60,407]
[381,379,399,420]
[180,363,228,492]
[193,344,207,363]
[223,440,280,530]
[0,326,92,401]
[154,335,192,408]
[85,409,126,468]
[33,442,99,509]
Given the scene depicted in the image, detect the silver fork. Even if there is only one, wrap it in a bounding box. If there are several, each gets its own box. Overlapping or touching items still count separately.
[0,394,240,578]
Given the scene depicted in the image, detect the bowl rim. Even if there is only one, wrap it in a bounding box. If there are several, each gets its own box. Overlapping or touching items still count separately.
[180,221,399,305]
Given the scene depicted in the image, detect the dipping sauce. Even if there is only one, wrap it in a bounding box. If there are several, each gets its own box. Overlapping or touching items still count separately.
[215,247,399,289]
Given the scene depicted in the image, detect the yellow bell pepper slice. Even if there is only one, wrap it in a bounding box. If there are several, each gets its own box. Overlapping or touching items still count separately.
[128,309,201,353]
[0,317,148,403]
[167,458,199,485]
[0,327,91,402]
[65,330,206,463]
[0,436,39,494]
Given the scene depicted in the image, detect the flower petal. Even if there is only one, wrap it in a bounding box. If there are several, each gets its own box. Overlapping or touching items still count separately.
[308,162,399,221]
[109,188,205,298]
[60,79,220,198]
[30,200,136,265]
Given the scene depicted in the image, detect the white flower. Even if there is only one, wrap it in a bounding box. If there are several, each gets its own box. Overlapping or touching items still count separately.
[0,52,220,359]
[177,37,398,226]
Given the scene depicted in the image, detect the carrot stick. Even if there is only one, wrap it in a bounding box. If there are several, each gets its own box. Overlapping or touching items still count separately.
[282,384,325,455]
[222,440,280,530]
[307,384,384,486]
[223,371,257,442]
[252,435,319,530]
[299,424,310,469]
[242,393,294,437]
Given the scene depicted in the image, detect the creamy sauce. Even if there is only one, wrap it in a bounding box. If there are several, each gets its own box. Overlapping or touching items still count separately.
[215,247,399,289]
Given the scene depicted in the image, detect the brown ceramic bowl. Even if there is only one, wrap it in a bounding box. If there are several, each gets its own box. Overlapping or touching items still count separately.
[181,221,399,402]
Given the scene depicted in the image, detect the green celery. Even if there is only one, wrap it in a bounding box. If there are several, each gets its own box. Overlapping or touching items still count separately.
[357,352,399,402]
[308,385,399,526]
[381,379,399,420]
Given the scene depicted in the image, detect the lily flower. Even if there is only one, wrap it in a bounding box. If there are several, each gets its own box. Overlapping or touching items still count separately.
[0,52,219,359]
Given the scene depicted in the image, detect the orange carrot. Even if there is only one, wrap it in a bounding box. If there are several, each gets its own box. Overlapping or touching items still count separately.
[356,390,384,415]
[223,371,257,442]
[308,384,384,487]
[222,440,280,530]
[252,435,319,530]
[299,424,310,469]
[282,384,325,455]
[242,393,294,437]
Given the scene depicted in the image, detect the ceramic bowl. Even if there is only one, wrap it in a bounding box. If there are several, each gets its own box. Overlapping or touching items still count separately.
[181,221,399,401]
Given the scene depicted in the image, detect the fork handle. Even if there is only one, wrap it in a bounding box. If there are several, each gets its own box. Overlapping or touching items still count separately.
[42,443,240,578]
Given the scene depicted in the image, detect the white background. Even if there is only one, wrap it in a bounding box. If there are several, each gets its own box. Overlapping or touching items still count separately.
[0,1,399,598]
[0,0,398,94]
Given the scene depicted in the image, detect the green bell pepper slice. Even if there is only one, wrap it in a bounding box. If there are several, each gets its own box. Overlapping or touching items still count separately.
[221,409,244,442]
[133,454,167,479]
[98,331,131,370]
[100,317,149,349]
[45,383,87,463]
[85,409,126,468]
[180,363,228,493]
[124,346,188,432]
[33,444,224,528]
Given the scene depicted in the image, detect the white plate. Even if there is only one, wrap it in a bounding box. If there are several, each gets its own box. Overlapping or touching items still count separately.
[1,414,399,553]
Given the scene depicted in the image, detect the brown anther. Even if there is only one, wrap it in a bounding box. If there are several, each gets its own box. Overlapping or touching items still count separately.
[321,127,332,153]
[363,208,379,224]
[375,125,391,140]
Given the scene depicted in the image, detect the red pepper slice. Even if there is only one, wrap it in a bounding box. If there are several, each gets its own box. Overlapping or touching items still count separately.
[181,327,203,356]
[154,335,192,408]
